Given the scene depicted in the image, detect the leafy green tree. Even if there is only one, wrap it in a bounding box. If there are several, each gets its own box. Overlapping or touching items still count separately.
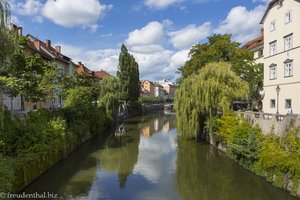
[0,0,16,130]
[98,76,121,120]
[117,44,140,102]
[179,34,263,105]
[175,62,248,139]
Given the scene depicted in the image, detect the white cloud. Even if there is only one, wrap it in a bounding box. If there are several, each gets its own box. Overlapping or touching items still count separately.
[168,22,212,49]
[166,49,190,73]
[214,5,266,43]
[12,0,112,31]
[12,0,42,16]
[144,0,209,9]
[125,21,164,47]
[11,0,43,22]
[43,0,112,31]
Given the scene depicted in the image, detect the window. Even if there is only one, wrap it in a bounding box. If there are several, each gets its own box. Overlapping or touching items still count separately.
[285,99,292,109]
[269,41,277,56]
[269,64,277,80]
[270,20,276,31]
[284,60,293,77]
[270,99,276,108]
[284,34,293,51]
[285,11,292,24]
[258,49,263,57]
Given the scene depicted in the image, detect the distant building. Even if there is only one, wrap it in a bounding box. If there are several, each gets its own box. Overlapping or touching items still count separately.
[158,80,176,99]
[153,83,164,99]
[140,80,155,98]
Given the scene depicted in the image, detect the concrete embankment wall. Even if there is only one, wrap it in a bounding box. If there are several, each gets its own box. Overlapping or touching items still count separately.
[240,111,300,137]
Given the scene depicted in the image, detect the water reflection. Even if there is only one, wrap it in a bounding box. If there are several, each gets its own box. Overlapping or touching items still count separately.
[175,140,297,200]
[23,115,297,200]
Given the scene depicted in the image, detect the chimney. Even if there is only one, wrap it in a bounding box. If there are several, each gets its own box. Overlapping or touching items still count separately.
[34,40,41,50]
[55,45,61,53]
[78,62,82,66]
[260,28,264,37]
[17,27,23,36]
[45,39,51,48]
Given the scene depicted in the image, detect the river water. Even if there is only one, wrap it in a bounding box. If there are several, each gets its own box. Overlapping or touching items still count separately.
[23,114,297,200]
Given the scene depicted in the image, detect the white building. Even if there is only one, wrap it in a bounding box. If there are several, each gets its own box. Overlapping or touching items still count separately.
[260,0,300,114]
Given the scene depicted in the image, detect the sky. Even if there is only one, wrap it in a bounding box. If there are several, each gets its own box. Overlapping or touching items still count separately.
[10,0,268,81]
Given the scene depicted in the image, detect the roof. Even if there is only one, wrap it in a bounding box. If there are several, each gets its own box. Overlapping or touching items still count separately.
[260,0,300,24]
[76,63,93,77]
[243,35,264,50]
[26,34,71,64]
[154,82,163,87]
[94,70,111,79]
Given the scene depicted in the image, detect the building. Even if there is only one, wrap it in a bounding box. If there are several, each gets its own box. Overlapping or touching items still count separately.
[140,80,155,98]
[154,83,164,99]
[243,28,264,64]
[4,24,76,111]
[158,80,176,99]
[260,0,300,114]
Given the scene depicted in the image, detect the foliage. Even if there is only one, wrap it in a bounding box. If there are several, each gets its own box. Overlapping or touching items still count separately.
[117,44,140,101]
[175,62,248,139]
[98,76,121,120]
[227,121,263,168]
[259,128,300,177]
[178,34,263,104]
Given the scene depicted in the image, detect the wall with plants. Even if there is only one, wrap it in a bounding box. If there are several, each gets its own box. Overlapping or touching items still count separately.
[0,87,111,193]
[207,112,300,197]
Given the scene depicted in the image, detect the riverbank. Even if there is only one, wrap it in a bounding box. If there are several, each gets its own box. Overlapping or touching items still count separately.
[0,101,112,194]
[207,112,300,198]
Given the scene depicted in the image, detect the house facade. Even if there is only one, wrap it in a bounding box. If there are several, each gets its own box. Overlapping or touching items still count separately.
[260,0,300,114]
[140,80,155,98]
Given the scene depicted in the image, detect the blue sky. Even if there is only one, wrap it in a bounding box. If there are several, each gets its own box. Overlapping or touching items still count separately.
[11,0,268,81]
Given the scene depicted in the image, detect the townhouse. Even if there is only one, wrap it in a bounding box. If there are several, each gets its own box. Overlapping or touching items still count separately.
[245,0,300,114]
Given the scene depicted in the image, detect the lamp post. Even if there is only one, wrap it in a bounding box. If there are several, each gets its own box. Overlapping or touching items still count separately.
[276,85,281,115]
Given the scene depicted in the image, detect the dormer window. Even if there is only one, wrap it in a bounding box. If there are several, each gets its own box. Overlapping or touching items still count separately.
[270,20,276,32]
[285,11,292,24]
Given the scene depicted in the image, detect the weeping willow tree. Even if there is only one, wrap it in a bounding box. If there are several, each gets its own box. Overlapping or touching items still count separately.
[175,62,248,139]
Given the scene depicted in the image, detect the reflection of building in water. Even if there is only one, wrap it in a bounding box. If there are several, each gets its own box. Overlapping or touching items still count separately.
[162,121,170,132]
[154,119,159,132]
[141,125,151,137]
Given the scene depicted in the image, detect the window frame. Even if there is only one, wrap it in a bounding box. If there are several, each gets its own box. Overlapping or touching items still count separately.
[285,10,292,24]
[284,34,293,51]
[269,41,277,56]
[269,64,277,80]
[270,99,276,108]
[285,99,292,109]
[284,61,293,77]
[270,20,276,32]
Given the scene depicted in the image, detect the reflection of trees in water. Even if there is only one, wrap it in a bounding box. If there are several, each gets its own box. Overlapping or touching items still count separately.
[99,131,140,188]
[176,140,296,200]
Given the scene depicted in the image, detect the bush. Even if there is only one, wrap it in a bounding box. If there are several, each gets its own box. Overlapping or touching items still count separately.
[227,121,263,168]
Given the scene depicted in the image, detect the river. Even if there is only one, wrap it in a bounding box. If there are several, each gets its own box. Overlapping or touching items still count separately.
[23,114,297,200]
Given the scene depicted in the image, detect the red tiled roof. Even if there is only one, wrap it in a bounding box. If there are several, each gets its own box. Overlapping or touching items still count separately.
[243,36,264,51]
[94,70,111,79]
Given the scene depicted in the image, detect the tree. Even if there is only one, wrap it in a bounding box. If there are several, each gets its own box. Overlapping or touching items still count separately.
[175,62,248,139]
[179,34,263,104]
[117,44,140,102]
[0,0,15,130]
[98,76,121,120]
